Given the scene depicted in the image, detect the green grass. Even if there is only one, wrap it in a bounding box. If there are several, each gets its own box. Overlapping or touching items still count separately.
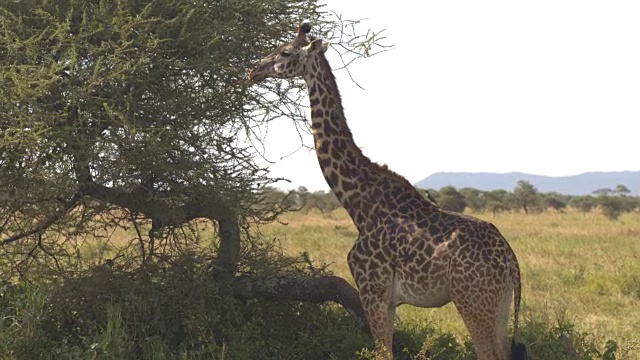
[264,209,640,358]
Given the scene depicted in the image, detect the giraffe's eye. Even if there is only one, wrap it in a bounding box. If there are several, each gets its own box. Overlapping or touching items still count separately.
[280,50,292,57]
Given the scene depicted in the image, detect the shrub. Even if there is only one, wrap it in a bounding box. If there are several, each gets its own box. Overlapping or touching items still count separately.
[599,196,624,220]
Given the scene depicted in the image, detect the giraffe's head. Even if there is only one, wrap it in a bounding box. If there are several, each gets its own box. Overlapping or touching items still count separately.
[249,22,329,82]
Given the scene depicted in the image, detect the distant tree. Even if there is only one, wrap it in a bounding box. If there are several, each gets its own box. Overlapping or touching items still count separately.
[599,196,624,220]
[628,197,640,212]
[569,196,595,213]
[593,188,613,196]
[259,186,287,208]
[273,186,309,210]
[620,195,639,213]
[614,184,631,196]
[295,186,312,212]
[282,190,302,210]
[484,189,513,217]
[297,186,310,196]
[320,192,342,213]
[459,187,486,212]
[262,186,343,214]
[513,180,539,214]
[304,191,341,214]
[543,193,568,213]
[437,186,467,213]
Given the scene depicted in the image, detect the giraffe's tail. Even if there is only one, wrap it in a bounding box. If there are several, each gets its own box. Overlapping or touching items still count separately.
[511,261,527,360]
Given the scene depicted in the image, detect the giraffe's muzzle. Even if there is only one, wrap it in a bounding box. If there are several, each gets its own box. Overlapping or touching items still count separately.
[248,61,272,82]
[248,69,265,82]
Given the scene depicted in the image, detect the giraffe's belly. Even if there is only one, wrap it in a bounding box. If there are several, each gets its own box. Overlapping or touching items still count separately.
[393,275,451,308]
[391,239,454,308]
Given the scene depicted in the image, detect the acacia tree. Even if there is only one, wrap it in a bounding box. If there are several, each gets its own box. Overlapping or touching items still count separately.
[436,186,467,213]
[0,0,385,327]
[485,189,513,217]
[613,184,631,196]
[599,196,624,220]
[543,192,568,213]
[513,180,539,214]
[592,188,613,196]
[569,195,595,213]
[459,187,486,212]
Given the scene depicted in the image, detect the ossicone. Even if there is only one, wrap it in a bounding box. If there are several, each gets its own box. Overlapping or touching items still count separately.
[299,21,311,34]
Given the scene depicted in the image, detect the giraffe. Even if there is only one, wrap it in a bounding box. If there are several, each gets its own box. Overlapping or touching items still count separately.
[249,22,527,360]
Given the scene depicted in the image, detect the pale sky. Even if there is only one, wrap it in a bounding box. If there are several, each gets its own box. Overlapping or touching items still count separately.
[256,1,640,191]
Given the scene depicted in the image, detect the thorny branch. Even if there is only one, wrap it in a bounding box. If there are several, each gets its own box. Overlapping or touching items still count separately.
[0,193,82,246]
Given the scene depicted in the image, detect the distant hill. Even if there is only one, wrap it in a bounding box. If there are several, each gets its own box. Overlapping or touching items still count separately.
[415,171,640,195]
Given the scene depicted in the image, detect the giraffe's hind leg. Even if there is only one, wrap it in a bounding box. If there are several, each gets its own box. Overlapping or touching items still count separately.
[494,282,514,359]
[452,279,511,360]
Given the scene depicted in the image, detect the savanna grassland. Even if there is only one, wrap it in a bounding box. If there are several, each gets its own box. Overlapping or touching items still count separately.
[263,209,640,358]
[2,207,639,359]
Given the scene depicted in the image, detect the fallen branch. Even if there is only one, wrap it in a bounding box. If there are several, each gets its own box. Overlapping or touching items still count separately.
[232,274,369,334]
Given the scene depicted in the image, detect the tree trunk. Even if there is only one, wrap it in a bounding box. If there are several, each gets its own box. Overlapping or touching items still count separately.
[216,215,241,275]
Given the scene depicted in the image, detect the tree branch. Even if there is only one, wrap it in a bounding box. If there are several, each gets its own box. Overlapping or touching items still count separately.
[232,274,369,334]
[81,182,229,227]
[0,194,81,246]
[81,181,242,275]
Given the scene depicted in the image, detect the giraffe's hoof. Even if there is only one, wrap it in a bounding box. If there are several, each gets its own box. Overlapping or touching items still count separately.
[511,338,527,360]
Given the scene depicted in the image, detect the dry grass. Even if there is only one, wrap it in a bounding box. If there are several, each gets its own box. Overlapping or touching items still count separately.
[263,209,640,355]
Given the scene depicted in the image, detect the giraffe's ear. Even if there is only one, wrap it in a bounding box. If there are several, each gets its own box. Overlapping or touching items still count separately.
[304,39,330,55]
[321,41,331,53]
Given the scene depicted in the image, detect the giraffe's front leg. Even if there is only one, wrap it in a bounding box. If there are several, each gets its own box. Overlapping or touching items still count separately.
[360,284,395,360]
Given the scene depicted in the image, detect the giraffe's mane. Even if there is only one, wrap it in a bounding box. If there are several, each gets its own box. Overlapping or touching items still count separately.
[373,162,424,199]
[314,51,422,195]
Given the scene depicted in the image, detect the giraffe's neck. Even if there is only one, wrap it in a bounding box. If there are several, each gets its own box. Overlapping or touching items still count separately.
[302,53,439,227]
[302,54,368,223]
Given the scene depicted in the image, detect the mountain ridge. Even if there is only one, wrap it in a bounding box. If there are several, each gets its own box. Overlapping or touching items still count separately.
[414,171,640,195]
